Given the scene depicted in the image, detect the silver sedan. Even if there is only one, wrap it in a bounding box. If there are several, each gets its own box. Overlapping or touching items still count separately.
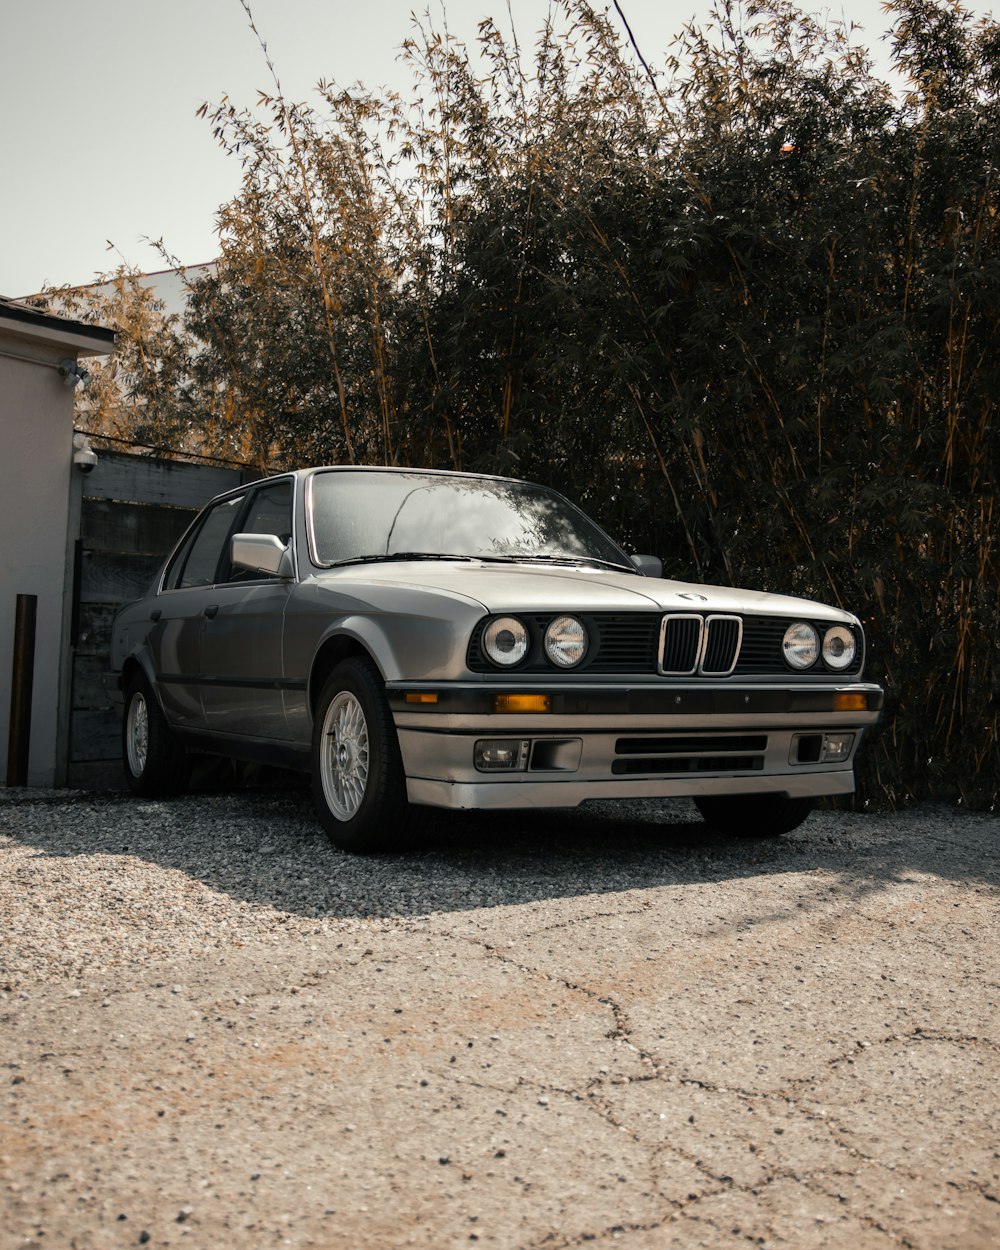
[110,467,883,851]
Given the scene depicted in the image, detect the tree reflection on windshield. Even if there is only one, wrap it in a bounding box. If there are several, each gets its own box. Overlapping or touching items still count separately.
[309,470,630,568]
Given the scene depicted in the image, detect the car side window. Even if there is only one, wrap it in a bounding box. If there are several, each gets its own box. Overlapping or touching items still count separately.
[173,495,246,590]
[221,479,294,583]
[161,521,200,592]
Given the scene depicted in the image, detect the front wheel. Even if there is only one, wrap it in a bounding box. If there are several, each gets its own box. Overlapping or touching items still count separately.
[694,793,815,837]
[311,658,420,852]
[122,672,191,796]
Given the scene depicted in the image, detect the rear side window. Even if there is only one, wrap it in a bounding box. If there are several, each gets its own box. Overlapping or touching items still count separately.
[167,495,246,590]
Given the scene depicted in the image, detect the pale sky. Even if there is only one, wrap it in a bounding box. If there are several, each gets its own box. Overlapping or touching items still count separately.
[0,0,990,297]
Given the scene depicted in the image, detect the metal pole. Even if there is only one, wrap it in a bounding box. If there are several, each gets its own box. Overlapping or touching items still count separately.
[7,594,38,787]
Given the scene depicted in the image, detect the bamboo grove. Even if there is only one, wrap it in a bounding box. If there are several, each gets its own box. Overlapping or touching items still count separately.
[50,1,999,809]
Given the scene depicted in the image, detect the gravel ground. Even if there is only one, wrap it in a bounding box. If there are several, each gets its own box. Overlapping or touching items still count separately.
[1,785,998,1250]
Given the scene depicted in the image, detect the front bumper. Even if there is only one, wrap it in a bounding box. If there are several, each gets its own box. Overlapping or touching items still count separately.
[388,680,883,811]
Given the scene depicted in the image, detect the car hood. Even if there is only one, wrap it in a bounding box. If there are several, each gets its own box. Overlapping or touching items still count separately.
[310,561,855,623]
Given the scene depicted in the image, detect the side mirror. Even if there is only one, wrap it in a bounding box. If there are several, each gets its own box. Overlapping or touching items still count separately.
[231,533,295,579]
[630,553,663,578]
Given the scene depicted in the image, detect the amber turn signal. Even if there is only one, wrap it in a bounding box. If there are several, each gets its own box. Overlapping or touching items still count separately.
[493,693,552,714]
[405,692,439,704]
[833,693,868,712]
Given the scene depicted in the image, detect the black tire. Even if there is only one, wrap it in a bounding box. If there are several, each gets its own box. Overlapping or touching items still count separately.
[311,657,421,853]
[694,793,815,837]
[122,672,192,797]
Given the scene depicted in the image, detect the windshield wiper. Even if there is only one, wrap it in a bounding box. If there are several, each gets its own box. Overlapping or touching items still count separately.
[329,552,476,567]
[474,554,634,572]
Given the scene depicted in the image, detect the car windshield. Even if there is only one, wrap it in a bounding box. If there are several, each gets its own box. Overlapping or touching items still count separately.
[308,470,631,569]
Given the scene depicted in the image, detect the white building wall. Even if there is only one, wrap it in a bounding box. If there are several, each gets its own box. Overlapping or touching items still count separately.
[0,300,114,788]
[43,261,217,321]
[0,335,77,785]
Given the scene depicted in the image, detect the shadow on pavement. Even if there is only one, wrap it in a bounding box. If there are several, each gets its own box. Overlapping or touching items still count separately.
[1,780,996,923]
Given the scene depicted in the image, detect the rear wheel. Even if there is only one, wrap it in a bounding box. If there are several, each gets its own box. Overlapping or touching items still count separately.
[311,657,420,852]
[122,672,191,796]
[694,794,815,837]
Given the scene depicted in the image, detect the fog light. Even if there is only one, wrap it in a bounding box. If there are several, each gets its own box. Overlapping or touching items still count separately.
[822,733,855,762]
[475,739,530,772]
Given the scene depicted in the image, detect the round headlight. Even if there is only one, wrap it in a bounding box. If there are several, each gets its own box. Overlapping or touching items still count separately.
[483,617,529,667]
[544,615,588,668]
[783,622,820,670]
[822,625,857,671]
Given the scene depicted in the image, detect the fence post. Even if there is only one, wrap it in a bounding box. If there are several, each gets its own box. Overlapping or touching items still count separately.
[6,593,38,786]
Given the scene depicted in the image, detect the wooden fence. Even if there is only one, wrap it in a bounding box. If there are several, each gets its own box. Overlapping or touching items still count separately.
[68,451,249,788]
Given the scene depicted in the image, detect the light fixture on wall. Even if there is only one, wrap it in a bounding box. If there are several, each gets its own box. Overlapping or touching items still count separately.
[58,358,90,389]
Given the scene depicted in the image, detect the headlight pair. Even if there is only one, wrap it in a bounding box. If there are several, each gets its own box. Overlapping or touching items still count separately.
[482,615,588,669]
[783,622,857,671]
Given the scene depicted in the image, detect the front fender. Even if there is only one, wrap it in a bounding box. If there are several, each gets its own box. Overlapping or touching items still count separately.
[307,609,474,686]
[286,581,484,687]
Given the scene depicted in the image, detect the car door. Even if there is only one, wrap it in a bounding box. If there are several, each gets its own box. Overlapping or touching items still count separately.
[197,478,295,740]
[149,492,247,726]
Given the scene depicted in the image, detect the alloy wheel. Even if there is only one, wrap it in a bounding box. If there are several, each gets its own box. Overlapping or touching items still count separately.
[126,692,149,777]
[319,691,370,821]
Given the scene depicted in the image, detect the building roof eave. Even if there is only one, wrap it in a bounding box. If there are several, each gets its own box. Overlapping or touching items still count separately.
[0,296,116,356]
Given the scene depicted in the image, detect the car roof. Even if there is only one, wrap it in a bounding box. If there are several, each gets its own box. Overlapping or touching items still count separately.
[208,464,537,506]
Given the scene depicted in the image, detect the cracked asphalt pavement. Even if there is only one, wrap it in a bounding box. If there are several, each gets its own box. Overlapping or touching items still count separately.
[1,788,998,1249]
